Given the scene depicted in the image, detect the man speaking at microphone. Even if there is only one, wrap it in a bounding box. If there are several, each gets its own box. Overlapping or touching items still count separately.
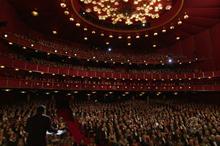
[25,105,57,146]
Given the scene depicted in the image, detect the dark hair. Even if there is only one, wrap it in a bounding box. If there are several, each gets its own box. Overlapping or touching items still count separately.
[37,105,46,114]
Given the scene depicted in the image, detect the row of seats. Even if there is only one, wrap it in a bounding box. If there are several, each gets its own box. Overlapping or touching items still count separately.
[71,100,220,146]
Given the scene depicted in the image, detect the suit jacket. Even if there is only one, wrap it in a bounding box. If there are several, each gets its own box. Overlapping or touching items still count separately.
[26,114,57,146]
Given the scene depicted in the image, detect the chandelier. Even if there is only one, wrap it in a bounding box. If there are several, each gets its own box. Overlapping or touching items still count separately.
[79,0,173,25]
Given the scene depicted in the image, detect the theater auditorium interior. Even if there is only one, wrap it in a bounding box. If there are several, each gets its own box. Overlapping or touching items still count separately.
[0,0,220,145]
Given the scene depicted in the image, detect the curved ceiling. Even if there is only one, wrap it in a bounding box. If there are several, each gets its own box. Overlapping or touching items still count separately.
[6,0,220,53]
[70,0,179,31]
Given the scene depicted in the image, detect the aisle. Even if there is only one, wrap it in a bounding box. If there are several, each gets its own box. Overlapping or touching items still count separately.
[57,108,90,144]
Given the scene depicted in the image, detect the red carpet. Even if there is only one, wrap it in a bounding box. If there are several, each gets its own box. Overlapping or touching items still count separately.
[58,108,90,144]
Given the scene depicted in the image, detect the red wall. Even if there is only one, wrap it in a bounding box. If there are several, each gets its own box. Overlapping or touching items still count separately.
[167,23,220,71]
[1,0,220,71]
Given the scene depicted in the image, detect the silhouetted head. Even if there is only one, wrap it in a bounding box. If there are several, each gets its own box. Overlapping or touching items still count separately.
[37,105,46,115]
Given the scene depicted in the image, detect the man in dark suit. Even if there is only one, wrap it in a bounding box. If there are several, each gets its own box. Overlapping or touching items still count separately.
[25,105,57,146]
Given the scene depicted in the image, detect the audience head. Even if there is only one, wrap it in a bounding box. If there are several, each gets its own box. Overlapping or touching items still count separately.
[37,105,46,115]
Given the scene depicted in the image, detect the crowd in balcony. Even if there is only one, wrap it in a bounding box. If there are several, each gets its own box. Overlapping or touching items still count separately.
[10,33,191,64]
[0,99,73,146]
[71,100,220,146]
[0,70,192,88]
[0,50,197,75]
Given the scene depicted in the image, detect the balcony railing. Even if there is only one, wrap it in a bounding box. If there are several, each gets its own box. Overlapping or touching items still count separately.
[0,56,218,81]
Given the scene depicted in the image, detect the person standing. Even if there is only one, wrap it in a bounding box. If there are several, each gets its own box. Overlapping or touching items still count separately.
[25,105,57,146]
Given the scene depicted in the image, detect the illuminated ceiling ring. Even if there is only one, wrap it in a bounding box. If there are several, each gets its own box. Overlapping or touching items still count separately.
[68,0,184,33]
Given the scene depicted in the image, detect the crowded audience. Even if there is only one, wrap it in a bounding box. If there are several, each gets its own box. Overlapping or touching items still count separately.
[71,100,220,146]
[0,99,73,146]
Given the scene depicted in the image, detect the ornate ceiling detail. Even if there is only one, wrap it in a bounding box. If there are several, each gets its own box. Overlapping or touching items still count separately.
[79,0,173,25]
[60,0,185,34]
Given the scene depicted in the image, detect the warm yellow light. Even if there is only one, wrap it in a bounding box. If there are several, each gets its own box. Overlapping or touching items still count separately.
[76,23,81,27]
[32,10,39,16]
[69,17,74,21]
[64,11,69,15]
[52,30,57,34]
[60,3,66,8]
[80,0,171,25]
[176,36,180,40]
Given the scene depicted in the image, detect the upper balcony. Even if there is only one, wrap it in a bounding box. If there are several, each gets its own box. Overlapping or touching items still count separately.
[1,32,199,66]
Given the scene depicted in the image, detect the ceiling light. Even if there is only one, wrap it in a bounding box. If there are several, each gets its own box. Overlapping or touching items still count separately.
[100,33,104,36]
[69,17,74,21]
[52,30,57,34]
[91,30,96,34]
[32,10,39,16]
[84,37,88,40]
[15,68,19,71]
[153,44,157,48]
[177,20,182,25]
[118,36,122,39]
[8,42,13,45]
[136,35,140,39]
[22,46,27,49]
[109,35,113,38]
[128,43,131,46]
[154,32,158,36]
[176,36,180,40]
[76,23,80,27]
[0,65,5,68]
[4,34,8,38]
[106,42,109,45]
[84,27,88,31]
[184,13,189,19]
[60,3,66,8]
[162,29,166,33]
[64,11,69,15]
[145,34,149,37]
[170,26,175,29]
[165,5,172,10]
[127,36,131,39]
[80,0,170,25]
[31,44,34,47]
